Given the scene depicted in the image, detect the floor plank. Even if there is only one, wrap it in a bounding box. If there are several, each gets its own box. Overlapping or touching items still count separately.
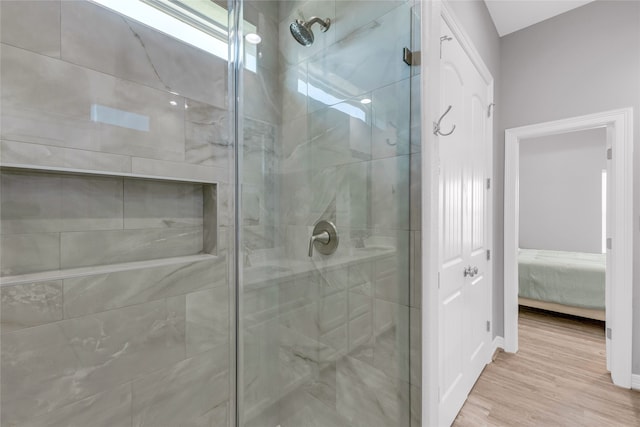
[453,307,640,426]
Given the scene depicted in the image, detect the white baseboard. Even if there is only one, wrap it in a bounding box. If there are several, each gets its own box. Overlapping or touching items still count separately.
[631,374,640,390]
[490,336,505,362]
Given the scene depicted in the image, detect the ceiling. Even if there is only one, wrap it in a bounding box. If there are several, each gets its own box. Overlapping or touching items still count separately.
[484,0,596,37]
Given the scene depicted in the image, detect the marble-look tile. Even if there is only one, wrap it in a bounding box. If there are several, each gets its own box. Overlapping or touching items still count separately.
[1,171,123,234]
[280,63,308,122]
[186,287,230,358]
[204,184,218,253]
[243,64,281,125]
[281,112,309,165]
[245,3,279,73]
[280,169,312,225]
[242,318,279,414]
[0,233,60,276]
[131,351,228,427]
[17,384,133,427]
[279,273,318,313]
[336,356,410,427]
[375,254,409,305]
[0,0,61,57]
[342,161,370,229]
[0,171,62,234]
[348,309,373,353]
[373,299,410,381]
[348,261,374,293]
[124,179,203,229]
[0,140,132,173]
[60,227,203,269]
[371,155,410,230]
[278,389,350,427]
[308,102,371,169]
[1,297,186,425]
[1,280,63,332]
[63,257,226,318]
[61,1,154,85]
[334,1,408,43]
[1,45,185,161]
[372,78,411,159]
[318,290,347,334]
[215,182,232,230]
[131,157,228,183]
[348,286,372,320]
[278,316,320,392]
[318,267,348,297]
[307,3,410,104]
[60,174,124,230]
[60,1,228,108]
[185,100,231,169]
[183,401,228,427]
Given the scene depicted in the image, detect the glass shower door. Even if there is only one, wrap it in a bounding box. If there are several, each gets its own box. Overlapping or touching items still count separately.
[237,1,420,426]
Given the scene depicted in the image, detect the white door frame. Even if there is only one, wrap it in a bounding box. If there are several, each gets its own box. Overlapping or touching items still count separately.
[503,108,634,388]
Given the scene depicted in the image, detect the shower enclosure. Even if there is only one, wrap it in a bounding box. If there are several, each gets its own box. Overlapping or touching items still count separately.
[0,0,422,426]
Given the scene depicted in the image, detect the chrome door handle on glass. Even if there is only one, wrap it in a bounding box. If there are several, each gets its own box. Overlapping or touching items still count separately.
[308,220,339,257]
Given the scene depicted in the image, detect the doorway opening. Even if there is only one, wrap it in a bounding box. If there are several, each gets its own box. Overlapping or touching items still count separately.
[503,109,633,388]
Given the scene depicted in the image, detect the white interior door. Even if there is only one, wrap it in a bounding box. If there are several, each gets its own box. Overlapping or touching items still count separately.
[438,18,492,427]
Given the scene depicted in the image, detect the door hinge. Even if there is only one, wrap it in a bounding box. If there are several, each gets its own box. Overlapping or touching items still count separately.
[488,103,495,118]
[486,178,491,190]
[486,249,491,261]
[437,272,441,289]
[403,47,420,66]
[606,327,612,339]
[607,147,613,160]
[606,237,612,250]
[486,321,491,332]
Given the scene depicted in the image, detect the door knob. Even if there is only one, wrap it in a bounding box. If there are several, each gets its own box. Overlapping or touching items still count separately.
[464,266,479,277]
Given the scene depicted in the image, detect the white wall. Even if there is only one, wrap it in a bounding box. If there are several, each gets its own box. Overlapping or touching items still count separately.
[519,128,606,253]
[499,0,640,372]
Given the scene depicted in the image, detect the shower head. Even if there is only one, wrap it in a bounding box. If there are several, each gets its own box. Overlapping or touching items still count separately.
[289,17,331,46]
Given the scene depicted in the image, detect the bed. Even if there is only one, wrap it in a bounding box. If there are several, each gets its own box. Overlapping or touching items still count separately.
[518,249,606,321]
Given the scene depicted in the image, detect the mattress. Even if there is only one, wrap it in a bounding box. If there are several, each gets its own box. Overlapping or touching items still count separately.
[518,249,605,310]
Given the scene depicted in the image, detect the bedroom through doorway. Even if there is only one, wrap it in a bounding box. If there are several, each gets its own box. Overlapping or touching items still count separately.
[503,109,634,388]
[516,127,607,369]
[517,128,607,324]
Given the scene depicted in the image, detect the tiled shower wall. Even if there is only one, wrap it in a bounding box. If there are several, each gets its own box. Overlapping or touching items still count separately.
[241,1,422,426]
[0,1,233,426]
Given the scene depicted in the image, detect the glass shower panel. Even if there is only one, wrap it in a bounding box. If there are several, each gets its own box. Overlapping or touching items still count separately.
[238,1,418,426]
[0,1,234,426]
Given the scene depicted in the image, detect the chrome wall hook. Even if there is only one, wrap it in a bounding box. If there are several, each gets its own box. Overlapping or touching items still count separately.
[433,105,456,136]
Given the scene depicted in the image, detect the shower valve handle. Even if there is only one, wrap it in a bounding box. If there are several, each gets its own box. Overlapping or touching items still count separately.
[308,231,330,257]
[308,220,339,257]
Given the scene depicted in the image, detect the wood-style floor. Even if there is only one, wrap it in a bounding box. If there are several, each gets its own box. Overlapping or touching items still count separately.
[453,307,640,426]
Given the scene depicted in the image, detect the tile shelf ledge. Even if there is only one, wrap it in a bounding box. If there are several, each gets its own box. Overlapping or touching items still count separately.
[0,253,219,287]
[0,163,219,185]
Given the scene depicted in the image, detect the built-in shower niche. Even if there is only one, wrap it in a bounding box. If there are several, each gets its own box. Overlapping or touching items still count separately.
[0,168,217,280]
